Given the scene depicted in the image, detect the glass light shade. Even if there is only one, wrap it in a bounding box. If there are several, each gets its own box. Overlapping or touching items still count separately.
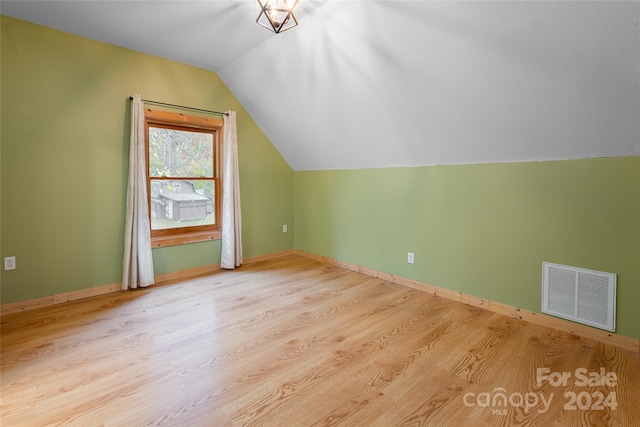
[256,0,300,34]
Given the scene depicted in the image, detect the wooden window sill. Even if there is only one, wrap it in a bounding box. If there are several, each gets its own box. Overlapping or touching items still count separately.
[151,230,221,248]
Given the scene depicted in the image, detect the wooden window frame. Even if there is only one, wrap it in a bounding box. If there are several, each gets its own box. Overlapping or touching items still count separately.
[144,108,224,248]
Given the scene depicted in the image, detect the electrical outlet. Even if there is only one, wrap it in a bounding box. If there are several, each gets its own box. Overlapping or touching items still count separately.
[4,256,16,271]
[283,224,288,233]
[407,252,414,264]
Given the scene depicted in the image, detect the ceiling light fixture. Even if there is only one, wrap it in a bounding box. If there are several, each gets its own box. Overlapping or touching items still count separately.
[256,0,300,34]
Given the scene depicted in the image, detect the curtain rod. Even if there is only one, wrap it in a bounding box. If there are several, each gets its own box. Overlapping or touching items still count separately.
[129,96,228,116]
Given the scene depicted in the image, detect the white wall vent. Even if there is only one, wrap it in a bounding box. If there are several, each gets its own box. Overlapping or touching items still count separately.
[542,262,616,332]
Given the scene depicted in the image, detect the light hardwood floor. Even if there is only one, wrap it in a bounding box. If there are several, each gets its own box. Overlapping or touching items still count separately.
[1,255,639,426]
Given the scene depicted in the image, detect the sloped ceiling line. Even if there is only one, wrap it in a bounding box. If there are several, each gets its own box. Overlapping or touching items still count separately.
[3,1,639,171]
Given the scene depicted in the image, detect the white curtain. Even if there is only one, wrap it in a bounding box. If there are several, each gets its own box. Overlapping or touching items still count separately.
[122,93,155,289]
[221,111,243,269]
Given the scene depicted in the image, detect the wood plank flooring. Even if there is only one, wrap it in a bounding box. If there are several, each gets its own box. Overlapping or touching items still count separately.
[1,255,639,426]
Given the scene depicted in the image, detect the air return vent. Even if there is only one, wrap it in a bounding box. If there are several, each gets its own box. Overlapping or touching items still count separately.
[542,262,616,332]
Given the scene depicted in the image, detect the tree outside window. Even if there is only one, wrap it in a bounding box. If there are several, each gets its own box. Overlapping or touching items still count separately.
[145,109,223,246]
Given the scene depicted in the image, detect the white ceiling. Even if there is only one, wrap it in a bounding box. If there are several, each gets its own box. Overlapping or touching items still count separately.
[3,1,639,170]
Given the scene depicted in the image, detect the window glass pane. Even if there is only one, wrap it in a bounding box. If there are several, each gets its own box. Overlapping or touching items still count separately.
[149,127,213,177]
[150,179,215,230]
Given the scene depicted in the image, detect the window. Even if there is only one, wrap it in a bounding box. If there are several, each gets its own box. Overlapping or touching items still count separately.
[145,109,223,247]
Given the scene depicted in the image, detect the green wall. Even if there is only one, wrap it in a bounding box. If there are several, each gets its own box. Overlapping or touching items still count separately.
[2,16,638,342]
[0,16,293,304]
[294,158,640,339]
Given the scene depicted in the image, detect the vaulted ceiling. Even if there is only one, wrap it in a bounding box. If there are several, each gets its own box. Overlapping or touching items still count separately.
[3,1,639,170]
